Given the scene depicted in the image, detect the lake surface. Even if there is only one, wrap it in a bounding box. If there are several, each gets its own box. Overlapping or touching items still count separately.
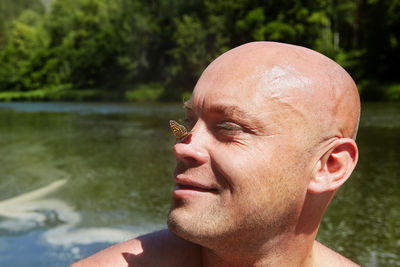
[0,102,398,266]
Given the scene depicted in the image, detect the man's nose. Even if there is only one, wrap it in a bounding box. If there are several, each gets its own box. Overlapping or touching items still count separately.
[173,122,209,166]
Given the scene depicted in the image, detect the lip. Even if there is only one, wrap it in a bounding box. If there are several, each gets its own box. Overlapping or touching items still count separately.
[173,177,218,197]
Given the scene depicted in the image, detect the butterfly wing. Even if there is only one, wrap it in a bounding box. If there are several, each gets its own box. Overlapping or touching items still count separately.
[169,120,188,140]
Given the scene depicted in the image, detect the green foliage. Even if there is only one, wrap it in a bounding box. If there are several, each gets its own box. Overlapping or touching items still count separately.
[0,0,399,101]
[164,14,208,98]
[0,0,44,46]
[0,85,114,101]
[45,0,119,88]
[386,84,400,101]
[358,81,400,101]
[0,10,49,91]
[125,83,164,102]
[336,49,366,80]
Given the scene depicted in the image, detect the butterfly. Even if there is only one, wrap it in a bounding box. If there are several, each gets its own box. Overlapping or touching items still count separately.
[169,120,188,141]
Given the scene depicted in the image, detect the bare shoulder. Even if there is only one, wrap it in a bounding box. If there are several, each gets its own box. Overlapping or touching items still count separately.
[313,241,360,267]
[70,229,201,267]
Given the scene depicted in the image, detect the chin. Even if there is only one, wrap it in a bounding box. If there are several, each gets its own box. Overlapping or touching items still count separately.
[168,206,191,232]
[168,208,236,251]
[167,207,209,245]
[167,209,193,241]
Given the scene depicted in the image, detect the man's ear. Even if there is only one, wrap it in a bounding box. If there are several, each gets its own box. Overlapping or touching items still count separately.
[308,138,358,194]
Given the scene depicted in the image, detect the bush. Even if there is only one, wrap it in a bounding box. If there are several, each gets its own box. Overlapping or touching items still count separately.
[358,80,400,101]
[124,83,164,102]
[386,84,400,101]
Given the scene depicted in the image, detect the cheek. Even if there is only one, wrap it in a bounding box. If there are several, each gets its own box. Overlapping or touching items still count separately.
[213,140,306,198]
[211,143,276,196]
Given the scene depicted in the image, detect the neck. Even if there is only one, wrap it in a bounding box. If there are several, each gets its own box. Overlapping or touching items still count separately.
[200,229,318,267]
[200,192,331,267]
[198,191,333,267]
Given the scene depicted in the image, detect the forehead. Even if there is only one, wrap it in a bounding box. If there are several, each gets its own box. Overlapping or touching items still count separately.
[189,60,312,126]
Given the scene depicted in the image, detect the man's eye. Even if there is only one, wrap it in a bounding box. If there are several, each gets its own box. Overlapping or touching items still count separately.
[215,122,243,132]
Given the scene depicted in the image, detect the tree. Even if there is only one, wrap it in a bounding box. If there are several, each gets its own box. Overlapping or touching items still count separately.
[0,0,44,47]
[0,10,49,91]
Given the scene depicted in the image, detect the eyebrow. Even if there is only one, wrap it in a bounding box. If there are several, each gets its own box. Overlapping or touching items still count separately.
[183,100,193,110]
[183,100,263,130]
[210,105,256,121]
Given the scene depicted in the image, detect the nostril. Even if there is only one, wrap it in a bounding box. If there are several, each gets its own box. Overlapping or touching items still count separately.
[182,156,198,166]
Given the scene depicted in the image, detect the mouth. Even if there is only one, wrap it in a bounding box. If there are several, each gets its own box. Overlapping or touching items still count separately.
[175,183,218,193]
[173,175,219,196]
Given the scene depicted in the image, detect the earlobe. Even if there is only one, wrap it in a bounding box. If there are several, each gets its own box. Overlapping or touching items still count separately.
[308,138,358,194]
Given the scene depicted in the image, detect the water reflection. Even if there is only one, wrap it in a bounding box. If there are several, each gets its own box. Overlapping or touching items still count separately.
[0,179,69,232]
[0,178,140,248]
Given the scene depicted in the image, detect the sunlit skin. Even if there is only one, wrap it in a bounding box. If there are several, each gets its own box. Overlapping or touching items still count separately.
[71,42,360,267]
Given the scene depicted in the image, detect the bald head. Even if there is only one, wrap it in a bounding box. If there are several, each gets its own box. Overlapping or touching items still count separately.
[195,42,360,142]
[169,42,360,263]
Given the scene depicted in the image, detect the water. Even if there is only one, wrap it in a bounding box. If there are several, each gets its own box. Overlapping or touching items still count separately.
[0,102,398,266]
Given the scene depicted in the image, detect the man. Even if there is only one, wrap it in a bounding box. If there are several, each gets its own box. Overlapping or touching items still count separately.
[72,41,360,266]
